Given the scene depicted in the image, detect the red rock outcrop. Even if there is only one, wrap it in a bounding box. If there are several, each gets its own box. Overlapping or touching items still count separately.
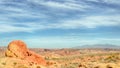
[5,40,46,66]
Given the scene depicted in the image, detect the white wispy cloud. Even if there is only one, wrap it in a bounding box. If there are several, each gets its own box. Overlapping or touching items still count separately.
[87,0,100,2]
[0,6,26,13]
[57,15,120,29]
[87,0,120,4]
[0,14,120,32]
[0,23,34,32]
[0,0,120,33]
[0,22,53,32]
[103,0,120,4]
[0,0,49,21]
[28,0,90,11]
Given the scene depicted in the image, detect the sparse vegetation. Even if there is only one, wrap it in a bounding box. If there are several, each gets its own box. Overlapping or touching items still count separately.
[13,62,17,65]
[0,48,120,68]
[1,62,6,65]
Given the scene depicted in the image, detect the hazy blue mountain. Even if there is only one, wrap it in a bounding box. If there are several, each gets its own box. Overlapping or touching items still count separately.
[74,44,120,49]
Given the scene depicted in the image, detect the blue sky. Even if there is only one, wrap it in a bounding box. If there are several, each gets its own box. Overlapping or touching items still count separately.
[0,0,120,48]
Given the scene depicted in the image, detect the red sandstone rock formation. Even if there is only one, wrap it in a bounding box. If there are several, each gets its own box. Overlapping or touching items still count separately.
[5,40,46,66]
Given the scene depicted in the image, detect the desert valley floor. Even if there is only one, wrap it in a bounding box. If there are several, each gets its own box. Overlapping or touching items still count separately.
[0,47,120,68]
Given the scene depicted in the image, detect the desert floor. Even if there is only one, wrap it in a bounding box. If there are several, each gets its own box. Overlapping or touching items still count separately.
[0,48,120,68]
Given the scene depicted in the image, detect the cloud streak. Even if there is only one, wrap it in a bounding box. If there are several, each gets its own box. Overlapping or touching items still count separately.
[0,0,120,33]
[28,0,90,10]
[58,15,120,28]
[0,14,120,32]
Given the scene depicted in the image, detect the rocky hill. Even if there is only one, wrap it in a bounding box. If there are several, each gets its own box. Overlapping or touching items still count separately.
[0,40,46,68]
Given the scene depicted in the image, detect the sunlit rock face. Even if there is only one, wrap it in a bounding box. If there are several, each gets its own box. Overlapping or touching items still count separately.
[5,40,46,66]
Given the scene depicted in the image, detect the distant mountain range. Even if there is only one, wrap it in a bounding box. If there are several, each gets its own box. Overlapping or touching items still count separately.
[73,44,120,49]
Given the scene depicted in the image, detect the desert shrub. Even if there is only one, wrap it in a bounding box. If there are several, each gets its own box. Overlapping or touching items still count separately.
[106,65,113,68]
[94,66,99,68]
[13,62,17,65]
[1,62,6,65]
[104,54,120,63]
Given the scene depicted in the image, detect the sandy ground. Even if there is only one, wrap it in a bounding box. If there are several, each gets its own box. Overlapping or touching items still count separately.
[0,48,120,68]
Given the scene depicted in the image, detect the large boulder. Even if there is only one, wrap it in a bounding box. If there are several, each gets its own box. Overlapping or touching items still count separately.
[5,40,46,66]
